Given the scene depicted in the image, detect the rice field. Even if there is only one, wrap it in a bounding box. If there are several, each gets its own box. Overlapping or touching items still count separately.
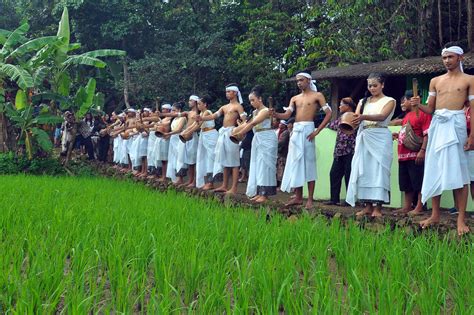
[0,175,473,313]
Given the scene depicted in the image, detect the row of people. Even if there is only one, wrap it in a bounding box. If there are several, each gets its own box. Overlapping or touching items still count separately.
[103,45,471,235]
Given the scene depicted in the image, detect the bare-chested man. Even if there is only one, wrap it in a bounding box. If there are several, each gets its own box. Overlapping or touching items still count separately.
[414,45,474,235]
[197,84,246,195]
[159,96,200,187]
[272,72,332,209]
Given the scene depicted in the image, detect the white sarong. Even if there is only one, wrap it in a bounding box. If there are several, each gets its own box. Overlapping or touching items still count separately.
[113,137,120,163]
[147,132,157,168]
[166,134,180,182]
[281,121,317,192]
[246,129,277,197]
[346,127,392,206]
[129,135,142,168]
[155,137,169,162]
[119,137,129,165]
[196,129,218,188]
[468,151,474,181]
[421,109,469,203]
[213,126,240,176]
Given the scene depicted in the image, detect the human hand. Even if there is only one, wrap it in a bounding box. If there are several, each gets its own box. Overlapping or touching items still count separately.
[351,114,363,125]
[392,132,399,140]
[415,149,425,164]
[306,130,319,142]
[411,96,421,107]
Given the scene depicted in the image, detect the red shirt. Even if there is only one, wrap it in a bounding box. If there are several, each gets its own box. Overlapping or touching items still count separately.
[398,110,432,161]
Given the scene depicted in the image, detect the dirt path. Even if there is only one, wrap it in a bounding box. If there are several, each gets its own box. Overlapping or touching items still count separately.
[94,162,474,236]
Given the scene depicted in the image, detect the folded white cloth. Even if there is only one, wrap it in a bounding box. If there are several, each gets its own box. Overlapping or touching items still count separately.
[281,122,317,192]
[155,137,169,162]
[246,129,277,197]
[196,129,218,188]
[346,127,393,206]
[213,126,240,176]
[147,132,157,168]
[421,109,469,203]
[166,134,180,182]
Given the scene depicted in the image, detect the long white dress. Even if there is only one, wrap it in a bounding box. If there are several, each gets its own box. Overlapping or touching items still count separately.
[166,117,186,182]
[346,96,395,206]
[246,109,278,197]
[196,111,218,188]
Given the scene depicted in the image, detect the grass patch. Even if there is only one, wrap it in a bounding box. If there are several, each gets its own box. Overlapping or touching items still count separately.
[0,175,473,313]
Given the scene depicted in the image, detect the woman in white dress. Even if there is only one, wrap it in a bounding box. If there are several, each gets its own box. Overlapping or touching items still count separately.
[195,95,219,190]
[346,73,396,217]
[164,102,187,184]
[232,85,278,203]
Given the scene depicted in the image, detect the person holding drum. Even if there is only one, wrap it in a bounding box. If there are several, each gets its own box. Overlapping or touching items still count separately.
[325,97,356,206]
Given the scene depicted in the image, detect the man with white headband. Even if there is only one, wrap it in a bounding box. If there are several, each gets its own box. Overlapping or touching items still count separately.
[197,83,246,195]
[271,72,332,209]
[159,95,201,187]
[413,44,474,235]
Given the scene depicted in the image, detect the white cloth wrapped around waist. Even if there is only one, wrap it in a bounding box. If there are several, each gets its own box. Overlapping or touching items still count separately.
[421,109,469,203]
[166,134,180,182]
[346,127,392,206]
[196,129,218,188]
[213,126,240,176]
[246,129,277,197]
[147,132,157,167]
[281,121,317,192]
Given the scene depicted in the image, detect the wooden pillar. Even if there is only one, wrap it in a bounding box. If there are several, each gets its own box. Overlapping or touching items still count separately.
[330,79,339,119]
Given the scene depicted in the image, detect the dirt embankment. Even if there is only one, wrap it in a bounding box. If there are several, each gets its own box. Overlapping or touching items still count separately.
[92,162,474,237]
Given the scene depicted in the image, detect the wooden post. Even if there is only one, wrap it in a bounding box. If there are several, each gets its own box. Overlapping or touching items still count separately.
[330,79,339,120]
[468,0,474,51]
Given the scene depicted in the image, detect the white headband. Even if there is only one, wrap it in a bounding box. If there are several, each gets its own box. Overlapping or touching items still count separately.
[442,46,464,72]
[225,86,243,104]
[126,108,136,113]
[162,104,172,110]
[189,95,200,102]
[143,108,151,112]
[296,72,318,92]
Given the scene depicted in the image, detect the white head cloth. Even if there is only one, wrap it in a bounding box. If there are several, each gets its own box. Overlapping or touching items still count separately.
[143,107,152,112]
[126,108,136,113]
[280,120,288,125]
[441,46,464,72]
[296,72,318,92]
[162,104,172,110]
[226,86,243,104]
[189,95,200,102]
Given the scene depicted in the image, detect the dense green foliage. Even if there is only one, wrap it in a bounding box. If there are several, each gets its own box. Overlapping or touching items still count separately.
[1,0,471,109]
[0,176,472,313]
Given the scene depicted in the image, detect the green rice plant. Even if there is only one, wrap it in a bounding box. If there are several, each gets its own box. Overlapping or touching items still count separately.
[0,175,473,313]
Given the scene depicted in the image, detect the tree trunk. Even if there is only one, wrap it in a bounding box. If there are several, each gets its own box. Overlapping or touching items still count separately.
[0,113,8,153]
[468,0,473,51]
[438,0,444,47]
[64,122,77,166]
[123,59,131,109]
[458,0,462,40]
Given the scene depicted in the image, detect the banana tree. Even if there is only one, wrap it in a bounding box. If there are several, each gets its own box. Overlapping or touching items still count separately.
[1,101,63,159]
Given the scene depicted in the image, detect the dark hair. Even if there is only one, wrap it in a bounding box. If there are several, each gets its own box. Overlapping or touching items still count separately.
[341,97,356,111]
[287,117,295,125]
[360,72,386,114]
[444,41,465,50]
[250,85,264,98]
[404,90,414,99]
[200,95,214,107]
[226,83,239,89]
[173,101,184,111]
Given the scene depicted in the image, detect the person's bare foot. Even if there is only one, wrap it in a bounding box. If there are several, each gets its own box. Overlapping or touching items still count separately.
[408,208,424,217]
[393,208,410,216]
[213,185,227,193]
[255,196,268,203]
[202,183,213,191]
[420,216,440,229]
[186,182,195,188]
[457,218,470,236]
[371,209,383,217]
[225,188,237,195]
[356,209,371,217]
[305,199,314,209]
[250,195,259,201]
[285,198,303,207]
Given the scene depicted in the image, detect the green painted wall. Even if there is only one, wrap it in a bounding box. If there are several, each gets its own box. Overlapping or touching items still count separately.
[304,127,472,211]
